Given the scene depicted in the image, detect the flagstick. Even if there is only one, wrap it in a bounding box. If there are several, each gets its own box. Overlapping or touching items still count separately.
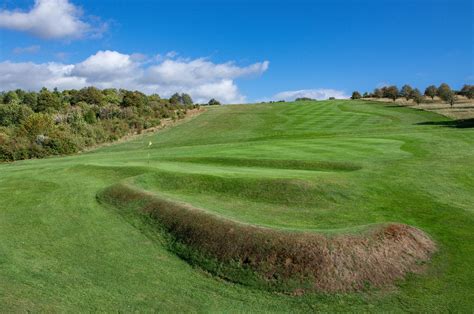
[148,140,152,164]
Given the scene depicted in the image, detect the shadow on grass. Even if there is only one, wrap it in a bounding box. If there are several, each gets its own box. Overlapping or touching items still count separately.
[417,118,474,129]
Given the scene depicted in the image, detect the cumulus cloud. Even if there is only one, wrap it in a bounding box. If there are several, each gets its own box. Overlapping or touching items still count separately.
[272,88,348,101]
[0,50,269,104]
[0,61,85,90]
[13,45,41,54]
[0,0,106,39]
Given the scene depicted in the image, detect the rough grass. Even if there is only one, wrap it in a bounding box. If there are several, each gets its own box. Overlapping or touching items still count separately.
[99,183,436,293]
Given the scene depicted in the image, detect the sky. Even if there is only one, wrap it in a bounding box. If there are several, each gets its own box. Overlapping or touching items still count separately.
[0,0,473,103]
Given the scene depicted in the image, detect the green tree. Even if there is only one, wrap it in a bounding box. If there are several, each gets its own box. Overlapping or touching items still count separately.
[169,93,181,105]
[181,93,193,106]
[437,83,452,102]
[74,87,105,106]
[384,86,399,101]
[37,88,62,112]
[351,91,362,100]
[400,84,413,100]
[121,91,148,108]
[424,85,437,100]
[3,91,20,105]
[0,103,34,127]
[23,92,38,110]
[208,98,221,106]
[373,88,383,98]
[410,88,423,104]
[19,113,55,139]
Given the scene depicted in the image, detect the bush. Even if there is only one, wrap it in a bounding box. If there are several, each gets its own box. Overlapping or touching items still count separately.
[0,87,202,161]
[0,103,33,127]
[208,98,222,106]
[351,91,361,100]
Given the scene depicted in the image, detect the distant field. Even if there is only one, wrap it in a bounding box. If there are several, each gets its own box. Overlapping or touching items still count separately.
[0,100,473,311]
[364,96,474,119]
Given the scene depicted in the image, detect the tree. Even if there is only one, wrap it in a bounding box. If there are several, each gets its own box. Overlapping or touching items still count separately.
[3,91,20,105]
[446,92,457,108]
[19,113,55,139]
[351,91,362,100]
[400,84,413,100]
[169,93,181,105]
[437,83,452,102]
[384,85,399,101]
[424,85,437,100]
[0,103,33,127]
[121,91,147,108]
[410,88,423,104]
[373,88,383,98]
[181,93,193,106]
[74,87,104,106]
[102,88,121,105]
[37,87,62,112]
[23,92,38,110]
[460,85,474,99]
[208,98,221,106]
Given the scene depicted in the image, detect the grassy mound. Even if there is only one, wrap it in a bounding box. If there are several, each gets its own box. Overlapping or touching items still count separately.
[134,171,351,207]
[99,182,436,293]
[163,157,362,172]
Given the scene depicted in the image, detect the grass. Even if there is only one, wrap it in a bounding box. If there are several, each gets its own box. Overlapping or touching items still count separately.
[0,100,473,311]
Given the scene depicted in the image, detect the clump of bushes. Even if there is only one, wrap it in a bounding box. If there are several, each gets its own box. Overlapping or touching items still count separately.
[0,87,200,161]
[295,97,315,101]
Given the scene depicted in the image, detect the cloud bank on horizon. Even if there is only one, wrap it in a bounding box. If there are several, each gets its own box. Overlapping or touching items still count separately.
[272,89,348,101]
[0,50,270,104]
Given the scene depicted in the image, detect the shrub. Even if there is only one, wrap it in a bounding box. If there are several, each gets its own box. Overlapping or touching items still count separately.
[351,91,362,100]
[19,113,55,139]
[208,98,222,106]
[0,103,33,127]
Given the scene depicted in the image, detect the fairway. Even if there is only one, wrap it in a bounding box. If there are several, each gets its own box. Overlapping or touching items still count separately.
[1,100,473,311]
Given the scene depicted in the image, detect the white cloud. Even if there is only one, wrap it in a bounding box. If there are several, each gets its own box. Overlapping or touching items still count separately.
[143,58,268,87]
[0,61,85,90]
[71,50,140,84]
[13,45,41,54]
[165,51,178,59]
[0,0,106,39]
[0,50,269,104]
[272,89,349,101]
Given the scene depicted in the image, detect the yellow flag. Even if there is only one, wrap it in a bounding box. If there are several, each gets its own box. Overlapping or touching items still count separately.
[148,141,152,147]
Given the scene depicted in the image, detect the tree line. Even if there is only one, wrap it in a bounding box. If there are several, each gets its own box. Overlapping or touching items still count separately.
[351,84,474,106]
[0,87,222,161]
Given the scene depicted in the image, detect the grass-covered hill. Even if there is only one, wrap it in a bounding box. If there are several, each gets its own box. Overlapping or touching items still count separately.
[0,100,473,311]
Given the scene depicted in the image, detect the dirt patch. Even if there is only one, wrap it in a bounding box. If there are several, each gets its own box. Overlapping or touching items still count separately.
[99,183,437,294]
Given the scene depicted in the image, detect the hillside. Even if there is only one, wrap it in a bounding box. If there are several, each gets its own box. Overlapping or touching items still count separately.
[0,100,473,311]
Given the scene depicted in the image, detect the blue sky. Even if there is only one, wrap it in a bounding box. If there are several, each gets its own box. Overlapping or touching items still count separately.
[0,0,473,103]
